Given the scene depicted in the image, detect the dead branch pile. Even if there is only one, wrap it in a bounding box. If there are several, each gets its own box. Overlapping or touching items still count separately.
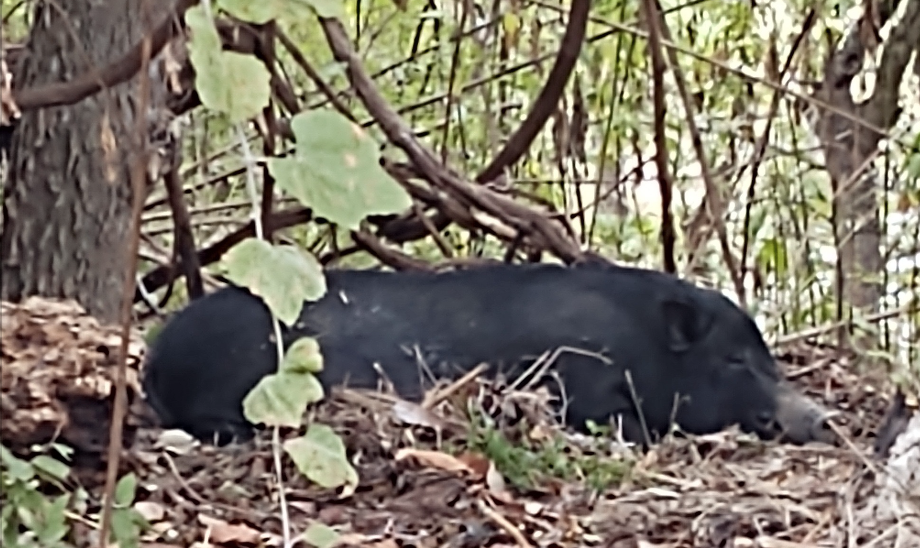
[0,297,145,463]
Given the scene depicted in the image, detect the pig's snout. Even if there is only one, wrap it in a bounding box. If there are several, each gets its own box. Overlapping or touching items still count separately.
[774,382,839,445]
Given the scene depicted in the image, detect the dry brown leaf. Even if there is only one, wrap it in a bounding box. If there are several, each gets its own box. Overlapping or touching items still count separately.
[753,537,824,548]
[287,500,317,515]
[155,429,199,453]
[134,501,166,522]
[456,451,491,478]
[522,501,543,515]
[528,423,554,441]
[485,460,509,496]
[637,539,674,547]
[367,539,400,548]
[394,448,473,474]
[332,532,401,548]
[198,514,261,544]
[391,399,447,429]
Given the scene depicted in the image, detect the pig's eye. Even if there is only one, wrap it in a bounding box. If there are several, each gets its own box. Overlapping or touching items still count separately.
[755,410,776,428]
[725,359,752,374]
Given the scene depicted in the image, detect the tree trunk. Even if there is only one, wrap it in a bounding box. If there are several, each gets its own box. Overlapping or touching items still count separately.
[1,0,168,323]
[812,0,919,351]
[817,48,885,331]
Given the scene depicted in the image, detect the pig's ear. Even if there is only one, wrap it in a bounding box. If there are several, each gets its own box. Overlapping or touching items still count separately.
[660,296,714,352]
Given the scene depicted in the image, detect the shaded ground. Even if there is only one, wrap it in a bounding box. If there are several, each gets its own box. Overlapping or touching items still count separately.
[1,296,916,547]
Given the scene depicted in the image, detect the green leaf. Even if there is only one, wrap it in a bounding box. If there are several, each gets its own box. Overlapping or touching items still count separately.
[35,495,69,544]
[221,0,341,23]
[219,0,285,23]
[223,238,327,326]
[282,337,325,374]
[243,371,325,428]
[185,5,222,54]
[283,424,358,489]
[1,445,35,482]
[114,474,137,506]
[307,0,347,18]
[269,109,412,230]
[109,508,143,548]
[756,237,788,276]
[187,5,270,122]
[302,521,341,548]
[197,50,272,124]
[906,152,920,179]
[30,456,70,482]
[144,322,165,346]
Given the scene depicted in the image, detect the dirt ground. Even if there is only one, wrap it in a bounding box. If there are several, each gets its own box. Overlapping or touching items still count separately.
[2,296,918,548]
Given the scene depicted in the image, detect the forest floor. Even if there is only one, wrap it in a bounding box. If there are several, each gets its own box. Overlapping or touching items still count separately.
[1,296,917,547]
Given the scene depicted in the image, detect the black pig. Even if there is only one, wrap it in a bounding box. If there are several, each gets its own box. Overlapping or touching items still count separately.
[141,262,836,446]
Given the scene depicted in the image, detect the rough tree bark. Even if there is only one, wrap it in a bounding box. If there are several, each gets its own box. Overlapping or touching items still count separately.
[811,0,920,348]
[1,0,169,323]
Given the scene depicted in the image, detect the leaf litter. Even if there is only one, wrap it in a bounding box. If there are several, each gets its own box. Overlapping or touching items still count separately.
[1,296,918,547]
